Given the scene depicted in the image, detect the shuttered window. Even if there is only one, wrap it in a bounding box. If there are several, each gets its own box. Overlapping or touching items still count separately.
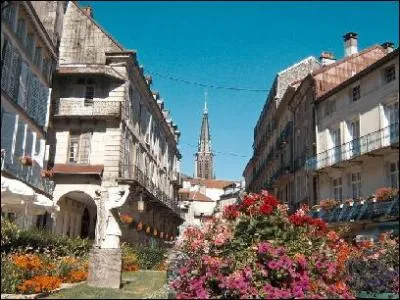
[2,3,16,29]
[26,34,35,58]
[16,19,27,45]
[27,74,40,122]
[68,131,92,164]
[34,47,42,70]
[37,84,49,126]
[17,61,29,110]
[1,39,12,91]
[14,120,26,160]
[25,130,34,157]
[8,48,22,101]
[1,112,18,164]
[42,58,49,81]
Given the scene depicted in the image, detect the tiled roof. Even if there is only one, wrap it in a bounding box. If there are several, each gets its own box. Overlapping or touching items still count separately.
[190,178,236,189]
[53,164,104,174]
[188,191,213,202]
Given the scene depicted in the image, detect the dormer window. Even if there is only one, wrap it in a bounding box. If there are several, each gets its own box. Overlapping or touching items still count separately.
[352,85,360,102]
[384,65,396,83]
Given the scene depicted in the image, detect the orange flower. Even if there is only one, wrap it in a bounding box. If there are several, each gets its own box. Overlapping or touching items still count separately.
[64,270,88,283]
[12,254,43,271]
[17,275,61,294]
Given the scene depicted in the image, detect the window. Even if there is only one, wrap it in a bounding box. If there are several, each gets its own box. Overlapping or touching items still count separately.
[384,65,396,83]
[389,161,399,189]
[351,172,362,199]
[68,131,91,164]
[352,85,360,102]
[325,100,336,116]
[333,177,343,201]
[84,86,94,106]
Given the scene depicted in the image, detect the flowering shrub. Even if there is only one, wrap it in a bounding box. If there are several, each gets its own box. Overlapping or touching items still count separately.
[319,198,339,210]
[170,191,358,299]
[16,275,61,294]
[376,187,398,201]
[64,270,88,283]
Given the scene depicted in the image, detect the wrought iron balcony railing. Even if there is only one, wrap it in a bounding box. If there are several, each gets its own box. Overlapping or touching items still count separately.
[309,195,399,223]
[305,122,399,171]
[133,166,181,216]
[1,152,55,196]
[54,98,122,118]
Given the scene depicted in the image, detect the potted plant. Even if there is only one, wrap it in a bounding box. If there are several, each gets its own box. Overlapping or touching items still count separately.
[136,221,143,231]
[376,187,397,202]
[19,156,32,166]
[119,212,134,225]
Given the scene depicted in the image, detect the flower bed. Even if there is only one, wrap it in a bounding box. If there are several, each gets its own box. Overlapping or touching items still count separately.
[168,191,399,299]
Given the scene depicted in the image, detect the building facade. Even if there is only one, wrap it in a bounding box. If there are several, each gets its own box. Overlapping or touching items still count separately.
[307,46,398,202]
[48,2,183,245]
[290,34,391,210]
[243,56,321,200]
[1,1,66,228]
[244,33,395,213]
[194,101,214,179]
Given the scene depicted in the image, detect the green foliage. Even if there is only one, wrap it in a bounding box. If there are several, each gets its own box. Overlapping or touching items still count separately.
[1,254,24,294]
[1,218,20,249]
[1,219,92,257]
[122,243,167,270]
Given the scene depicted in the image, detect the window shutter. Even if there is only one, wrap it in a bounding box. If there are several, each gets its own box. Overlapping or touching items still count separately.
[346,173,352,198]
[25,130,34,157]
[1,40,12,91]
[14,120,26,159]
[34,47,42,69]
[26,34,35,58]
[1,112,18,164]
[79,132,91,164]
[8,48,22,101]
[37,83,49,126]
[28,75,39,122]
[384,162,391,187]
[17,61,29,110]
[16,19,26,45]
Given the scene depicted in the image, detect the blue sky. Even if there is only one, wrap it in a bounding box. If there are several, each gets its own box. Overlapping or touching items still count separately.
[79,1,399,181]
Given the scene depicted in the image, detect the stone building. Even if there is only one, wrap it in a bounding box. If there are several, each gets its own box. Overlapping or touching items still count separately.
[289,33,391,210]
[178,177,237,229]
[307,46,398,202]
[48,2,183,245]
[244,33,394,212]
[1,1,66,228]
[194,101,214,179]
[243,56,320,197]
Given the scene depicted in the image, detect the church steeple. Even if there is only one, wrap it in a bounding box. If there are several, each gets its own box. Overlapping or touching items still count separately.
[194,91,214,179]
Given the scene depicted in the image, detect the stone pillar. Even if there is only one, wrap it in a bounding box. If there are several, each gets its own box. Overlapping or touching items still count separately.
[87,185,129,289]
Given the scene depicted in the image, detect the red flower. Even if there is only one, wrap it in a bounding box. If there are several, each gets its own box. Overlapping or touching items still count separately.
[259,203,274,215]
[223,204,240,220]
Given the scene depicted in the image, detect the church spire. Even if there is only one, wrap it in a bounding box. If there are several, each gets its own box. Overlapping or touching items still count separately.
[194,91,214,179]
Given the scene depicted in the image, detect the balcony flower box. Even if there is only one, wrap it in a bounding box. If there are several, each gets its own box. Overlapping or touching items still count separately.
[136,221,143,231]
[40,169,54,178]
[119,212,134,225]
[376,187,398,202]
[19,156,32,166]
[145,225,151,234]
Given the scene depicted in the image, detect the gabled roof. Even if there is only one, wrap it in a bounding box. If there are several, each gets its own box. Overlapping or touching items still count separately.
[316,48,399,103]
[190,178,236,189]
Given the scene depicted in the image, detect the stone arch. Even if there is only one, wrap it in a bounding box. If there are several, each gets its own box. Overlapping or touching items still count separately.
[54,190,97,239]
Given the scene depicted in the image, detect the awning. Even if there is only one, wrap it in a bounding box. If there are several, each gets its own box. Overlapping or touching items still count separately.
[1,175,36,205]
[1,176,58,215]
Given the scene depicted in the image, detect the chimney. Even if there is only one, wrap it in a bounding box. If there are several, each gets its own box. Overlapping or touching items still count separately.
[82,6,93,18]
[382,42,395,53]
[343,32,358,57]
[319,51,336,66]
